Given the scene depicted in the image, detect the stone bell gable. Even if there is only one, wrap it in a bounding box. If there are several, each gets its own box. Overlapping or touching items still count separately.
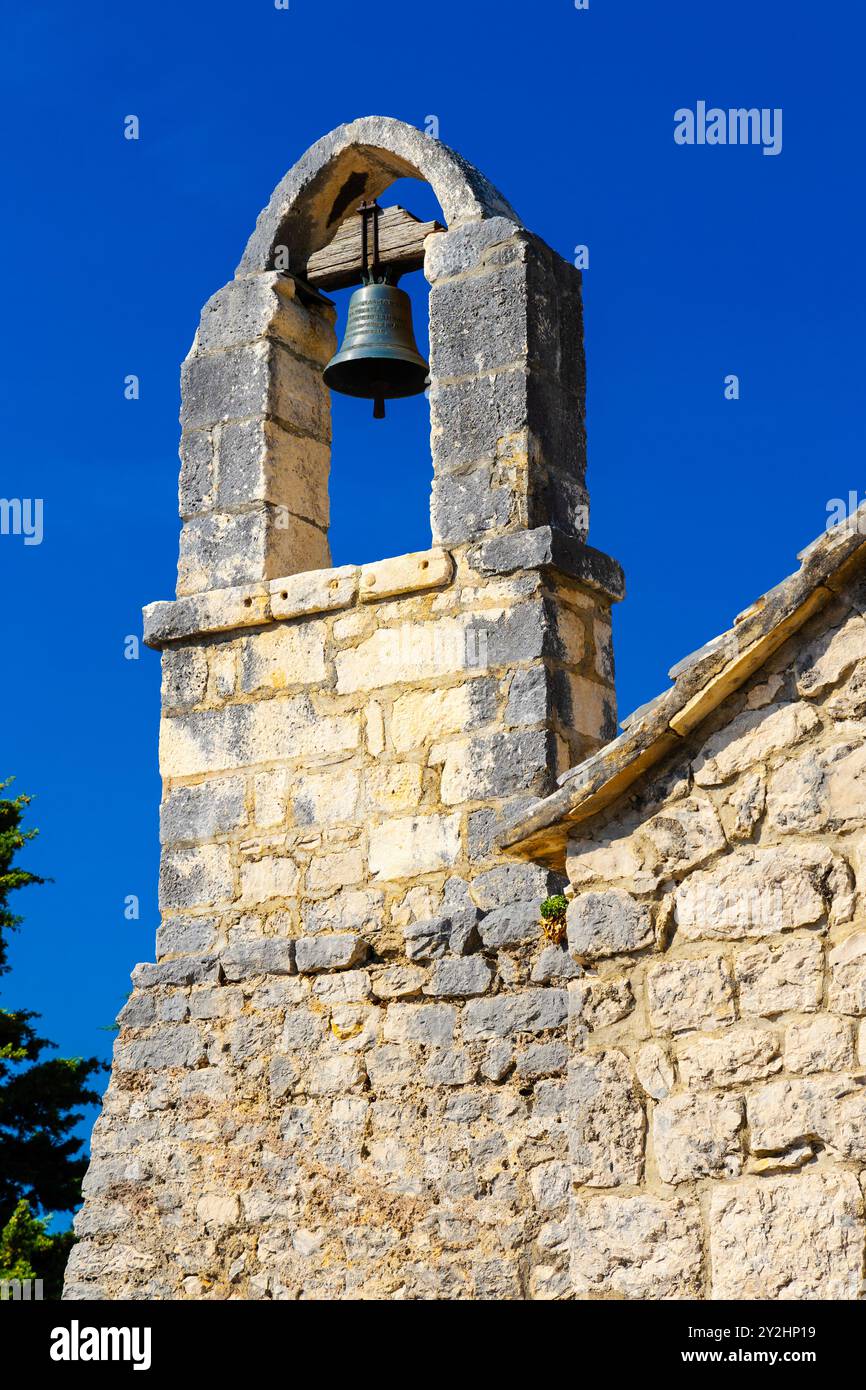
[502,505,866,1299]
[63,120,624,1301]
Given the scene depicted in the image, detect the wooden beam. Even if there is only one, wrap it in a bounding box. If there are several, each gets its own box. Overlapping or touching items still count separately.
[306,205,444,290]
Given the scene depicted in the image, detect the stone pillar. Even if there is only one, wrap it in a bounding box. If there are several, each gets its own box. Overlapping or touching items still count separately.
[177,273,336,596]
[427,220,588,547]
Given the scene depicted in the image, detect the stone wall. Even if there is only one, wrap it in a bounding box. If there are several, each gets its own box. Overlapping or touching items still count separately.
[563,577,866,1299]
[64,539,617,1299]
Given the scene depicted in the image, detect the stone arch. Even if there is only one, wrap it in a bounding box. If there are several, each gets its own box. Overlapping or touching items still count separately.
[237,116,522,275]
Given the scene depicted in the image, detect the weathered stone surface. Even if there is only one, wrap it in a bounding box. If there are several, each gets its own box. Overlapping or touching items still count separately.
[160,777,246,844]
[269,564,357,619]
[784,1015,853,1074]
[634,1042,675,1099]
[220,939,296,980]
[158,844,233,910]
[570,1194,703,1298]
[531,945,582,983]
[439,730,551,805]
[390,681,497,753]
[709,1171,864,1300]
[423,957,493,998]
[567,890,654,960]
[478,900,541,948]
[569,976,634,1031]
[795,613,866,700]
[115,1026,205,1072]
[470,861,553,911]
[132,955,220,989]
[567,1051,645,1187]
[462,990,568,1040]
[735,936,824,1017]
[647,954,735,1034]
[675,845,853,940]
[746,1074,866,1158]
[368,814,461,880]
[294,935,368,974]
[653,1093,744,1184]
[676,1026,780,1088]
[358,548,453,602]
[767,739,866,833]
[692,703,821,786]
[382,1003,456,1046]
[829,931,866,1014]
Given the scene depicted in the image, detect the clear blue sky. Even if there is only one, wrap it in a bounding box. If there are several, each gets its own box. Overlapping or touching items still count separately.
[2,0,864,1186]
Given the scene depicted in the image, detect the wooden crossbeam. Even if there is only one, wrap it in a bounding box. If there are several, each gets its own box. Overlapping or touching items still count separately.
[306,205,444,290]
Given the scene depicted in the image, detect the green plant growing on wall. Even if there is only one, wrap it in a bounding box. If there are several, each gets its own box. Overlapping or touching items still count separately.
[0,780,103,1297]
[539,893,569,945]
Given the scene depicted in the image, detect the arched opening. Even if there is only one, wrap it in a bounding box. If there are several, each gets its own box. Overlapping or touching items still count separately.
[323,176,445,568]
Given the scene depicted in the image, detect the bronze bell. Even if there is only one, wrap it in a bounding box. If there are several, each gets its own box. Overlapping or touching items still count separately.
[323,202,429,419]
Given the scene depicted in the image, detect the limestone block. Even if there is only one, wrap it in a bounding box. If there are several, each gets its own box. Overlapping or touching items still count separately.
[633,797,726,886]
[566,889,654,960]
[162,647,208,710]
[692,703,821,786]
[368,814,461,881]
[403,916,450,962]
[178,429,215,519]
[653,1093,744,1184]
[160,700,360,778]
[305,1055,366,1096]
[158,844,233,910]
[567,1050,645,1188]
[635,1043,675,1100]
[461,990,568,1040]
[239,854,299,902]
[767,739,866,833]
[647,954,735,1034]
[390,681,497,752]
[252,769,289,828]
[239,623,327,693]
[156,916,218,960]
[304,887,384,936]
[382,1003,456,1045]
[423,957,493,998]
[181,340,330,439]
[366,1045,415,1090]
[709,1171,864,1299]
[292,767,360,826]
[529,1161,571,1213]
[132,956,220,989]
[784,1015,853,1074]
[269,564,357,619]
[795,613,866,700]
[515,1041,568,1078]
[220,939,296,981]
[675,845,853,941]
[478,900,541,948]
[363,763,423,813]
[676,1026,781,1088]
[531,946,582,984]
[146,583,271,646]
[312,970,372,1004]
[115,1026,206,1072]
[216,417,330,527]
[335,618,472,693]
[195,273,335,363]
[746,1075,865,1157]
[728,770,766,840]
[295,934,368,974]
[829,931,866,1014]
[569,977,635,1031]
[159,777,246,845]
[439,730,552,805]
[505,666,549,726]
[423,1049,477,1087]
[358,548,454,602]
[735,937,824,1017]
[570,1194,703,1299]
[371,966,426,1000]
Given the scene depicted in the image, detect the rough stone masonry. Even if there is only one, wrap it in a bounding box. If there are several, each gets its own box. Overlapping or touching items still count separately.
[66,118,866,1302]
